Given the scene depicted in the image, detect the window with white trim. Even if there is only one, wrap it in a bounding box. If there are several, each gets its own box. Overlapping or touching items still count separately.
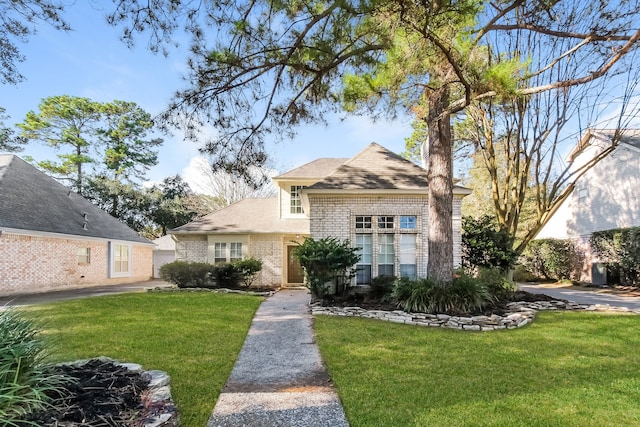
[378,216,394,229]
[214,243,227,263]
[290,186,306,214]
[230,242,243,262]
[109,242,132,277]
[355,216,372,229]
[77,247,90,264]
[400,215,417,229]
[355,234,372,285]
[378,234,394,276]
[399,234,417,279]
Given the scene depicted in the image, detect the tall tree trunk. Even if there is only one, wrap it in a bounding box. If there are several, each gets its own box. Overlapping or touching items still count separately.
[426,84,454,283]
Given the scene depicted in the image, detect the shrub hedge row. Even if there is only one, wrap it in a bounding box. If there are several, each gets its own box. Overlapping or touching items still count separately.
[159,258,263,289]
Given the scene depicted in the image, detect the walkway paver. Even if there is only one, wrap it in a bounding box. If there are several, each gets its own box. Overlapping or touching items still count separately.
[207,289,349,427]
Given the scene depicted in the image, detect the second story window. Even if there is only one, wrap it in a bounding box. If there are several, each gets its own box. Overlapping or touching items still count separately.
[290,186,306,214]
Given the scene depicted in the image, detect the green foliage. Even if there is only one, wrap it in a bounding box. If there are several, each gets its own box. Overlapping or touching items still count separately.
[159,261,216,288]
[369,275,396,300]
[520,239,584,281]
[591,227,640,285]
[232,257,263,287]
[0,310,67,426]
[211,262,241,288]
[293,237,360,298]
[462,215,517,271]
[0,107,26,152]
[477,267,516,301]
[392,275,493,314]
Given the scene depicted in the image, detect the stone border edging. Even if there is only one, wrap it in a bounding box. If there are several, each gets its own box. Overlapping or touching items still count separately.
[311,300,640,331]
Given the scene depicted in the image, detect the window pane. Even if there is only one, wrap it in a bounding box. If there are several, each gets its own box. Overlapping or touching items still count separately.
[356,265,372,285]
[400,215,417,229]
[355,216,372,229]
[378,264,394,277]
[399,234,416,279]
[378,216,394,229]
[378,234,394,263]
[114,244,129,273]
[230,242,242,261]
[400,264,417,279]
[214,242,227,263]
[355,234,372,285]
[77,247,90,264]
[290,186,306,214]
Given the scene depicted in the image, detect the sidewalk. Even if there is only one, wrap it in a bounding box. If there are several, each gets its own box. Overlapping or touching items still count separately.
[207,289,349,427]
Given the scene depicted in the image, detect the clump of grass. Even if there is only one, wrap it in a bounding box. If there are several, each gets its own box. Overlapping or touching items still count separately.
[0,309,68,426]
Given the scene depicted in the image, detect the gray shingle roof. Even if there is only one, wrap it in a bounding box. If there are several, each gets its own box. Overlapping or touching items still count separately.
[273,158,348,180]
[0,155,150,244]
[306,143,430,190]
[170,197,310,234]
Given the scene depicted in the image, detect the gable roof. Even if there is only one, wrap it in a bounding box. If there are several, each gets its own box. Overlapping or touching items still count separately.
[170,197,309,235]
[0,155,150,244]
[570,129,640,161]
[273,158,348,180]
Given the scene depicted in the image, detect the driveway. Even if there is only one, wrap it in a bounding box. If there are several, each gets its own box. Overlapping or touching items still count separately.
[519,283,640,310]
[0,280,172,307]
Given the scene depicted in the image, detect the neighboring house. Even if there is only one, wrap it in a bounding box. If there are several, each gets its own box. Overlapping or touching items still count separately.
[152,235,176,278]
[0,155,154,295]
[171,143,471,289]
[535,129,640,284]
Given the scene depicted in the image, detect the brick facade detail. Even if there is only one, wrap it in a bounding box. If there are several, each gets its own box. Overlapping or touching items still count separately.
[0,232,153,295]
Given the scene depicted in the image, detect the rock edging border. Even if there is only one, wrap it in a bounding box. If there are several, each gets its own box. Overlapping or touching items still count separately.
[311,300,640,331]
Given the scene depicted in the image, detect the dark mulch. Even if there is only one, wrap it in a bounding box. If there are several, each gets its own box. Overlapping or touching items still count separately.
[22,360,150,427]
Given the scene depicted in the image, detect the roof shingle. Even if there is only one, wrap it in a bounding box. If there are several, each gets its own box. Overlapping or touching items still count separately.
[0,155,150,244]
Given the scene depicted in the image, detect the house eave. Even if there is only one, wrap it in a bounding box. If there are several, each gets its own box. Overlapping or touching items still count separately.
[0,227,154,246]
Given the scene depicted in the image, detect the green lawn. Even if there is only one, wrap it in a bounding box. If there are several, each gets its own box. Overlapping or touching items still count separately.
[315,311,640,427]
[24,292,263,427]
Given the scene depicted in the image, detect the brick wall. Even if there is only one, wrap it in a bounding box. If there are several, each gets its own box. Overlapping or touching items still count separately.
[309,194,465,279]
[174,235,208,262]
[249,234,284,287]
[0,232,153,295]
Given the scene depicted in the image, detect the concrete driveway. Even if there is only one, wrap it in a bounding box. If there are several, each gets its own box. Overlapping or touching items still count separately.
[519,283,640,310]
[0,280,172,307]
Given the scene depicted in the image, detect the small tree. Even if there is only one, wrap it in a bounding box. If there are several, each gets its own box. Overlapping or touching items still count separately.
[293,237,360,298]
[520,239,584,281]
[462,215,517,273]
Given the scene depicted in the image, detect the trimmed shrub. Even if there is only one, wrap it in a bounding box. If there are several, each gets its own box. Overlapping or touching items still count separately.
[211,262,241,288]
[591,227,640,285]
[369,275,395,300]
[233,258,263,287]
[293,237,360,298]
[462,215,517,272]
[520,239,584,281]
[0,310,68,426]
[392,278,434,313]
[159,261,216,288]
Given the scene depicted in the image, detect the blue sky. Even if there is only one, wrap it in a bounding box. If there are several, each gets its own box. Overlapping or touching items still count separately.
[0,2,412,185]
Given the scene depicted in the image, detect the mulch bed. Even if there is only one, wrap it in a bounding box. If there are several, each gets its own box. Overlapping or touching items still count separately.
[22,360,151,427]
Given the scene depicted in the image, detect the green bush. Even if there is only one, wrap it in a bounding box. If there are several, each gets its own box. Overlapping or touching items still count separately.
[477,268,516,301]
[462,215,517,272]
[232,258,263,287]
[520,239,584,281]
[293,237,360,298]
[392,276,492,315]
[591,227,640,285]
[0,310,68,426]
[369,275,396,300]
[159,261,216,288]
[211,262,241,288]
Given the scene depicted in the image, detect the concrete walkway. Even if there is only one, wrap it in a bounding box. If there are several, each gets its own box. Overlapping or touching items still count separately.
[519,283,640,310]
[207,289,349,427]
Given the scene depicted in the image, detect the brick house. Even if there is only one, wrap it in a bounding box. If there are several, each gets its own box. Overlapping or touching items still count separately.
[171,143,471,288]
[0,155,154,295]
[535,129,640,284]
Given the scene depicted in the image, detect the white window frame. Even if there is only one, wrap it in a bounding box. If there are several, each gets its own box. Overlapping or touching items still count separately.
[230,242,243,262]
[290,186,306,214]
[77,247,91,265]
[355,234,373,285]
[109,242,132,278]
[214,242,227,263]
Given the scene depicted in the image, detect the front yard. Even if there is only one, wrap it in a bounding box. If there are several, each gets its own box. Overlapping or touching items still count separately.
[315,311,640,426]
[22,292,640,427]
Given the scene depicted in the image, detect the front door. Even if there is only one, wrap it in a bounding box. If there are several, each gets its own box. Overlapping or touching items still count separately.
[287,245,305,284]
